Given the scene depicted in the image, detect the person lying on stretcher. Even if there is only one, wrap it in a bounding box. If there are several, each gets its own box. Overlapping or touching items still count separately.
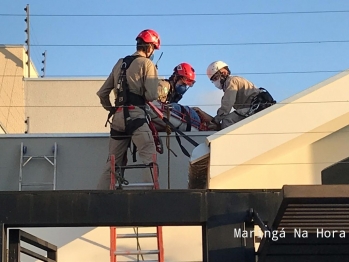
[146,62,219,131]
[146,62,219,132]
[146,63,196,129]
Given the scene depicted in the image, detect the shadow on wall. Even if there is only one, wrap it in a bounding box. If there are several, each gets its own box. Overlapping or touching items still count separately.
[18,227,95,249]
[0,47,23,68]
[312,125,349,185]
[12,227,97,262]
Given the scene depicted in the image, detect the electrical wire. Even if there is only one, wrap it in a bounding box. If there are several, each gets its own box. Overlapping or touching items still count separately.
[1,69,348,77]
[1,10,349,17]
[22,40,349,47]
[29,25,45,72]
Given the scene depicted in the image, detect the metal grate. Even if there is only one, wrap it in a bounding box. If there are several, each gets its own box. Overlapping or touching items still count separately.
[258,185,349,262]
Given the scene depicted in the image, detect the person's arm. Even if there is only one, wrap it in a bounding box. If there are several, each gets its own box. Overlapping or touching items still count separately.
[217,88,237,115]
[212,78,238,123]
[157,80,170,103]
[192,107,221,131]
[96,73,114,111]
[192,107,214,122]
[143,60,159,102]
[97,62,120,111]
[212,89,237,123]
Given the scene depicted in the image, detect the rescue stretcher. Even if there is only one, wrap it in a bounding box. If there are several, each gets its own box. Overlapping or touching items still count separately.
[146,101,201,156]
[148,101,210,132]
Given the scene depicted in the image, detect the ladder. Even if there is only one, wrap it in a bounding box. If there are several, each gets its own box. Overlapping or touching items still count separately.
[19,142,58,191]
[109,154,164,262]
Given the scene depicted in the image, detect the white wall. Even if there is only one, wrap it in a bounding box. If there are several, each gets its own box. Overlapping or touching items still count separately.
[0,46,28,133]
[24,78,112,133]
[207,70,349,189]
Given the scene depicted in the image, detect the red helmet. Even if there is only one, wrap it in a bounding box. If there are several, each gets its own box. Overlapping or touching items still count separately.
[136,29,161,50]
[174,62,196,86]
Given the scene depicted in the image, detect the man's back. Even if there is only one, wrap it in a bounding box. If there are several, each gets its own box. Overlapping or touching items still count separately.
[111,52,159,102]
[223,75,260,110]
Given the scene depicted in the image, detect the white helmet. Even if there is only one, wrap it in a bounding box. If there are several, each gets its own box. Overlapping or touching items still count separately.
[206,61,229,80]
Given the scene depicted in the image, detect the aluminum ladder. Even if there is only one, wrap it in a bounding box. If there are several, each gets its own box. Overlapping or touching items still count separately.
[109,154,164,262]
[19,142,58,191]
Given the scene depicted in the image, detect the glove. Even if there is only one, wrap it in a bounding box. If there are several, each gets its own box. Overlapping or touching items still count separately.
[211,117,220,125]
[208,122,219,131]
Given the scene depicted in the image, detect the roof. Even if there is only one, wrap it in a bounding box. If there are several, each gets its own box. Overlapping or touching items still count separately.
[189,69,349,188]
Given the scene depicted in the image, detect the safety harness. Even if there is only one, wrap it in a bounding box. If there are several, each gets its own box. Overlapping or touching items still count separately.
[245,87,276,117]
[106,55,165,160]
[112,55,147,136]
[231,88,276,119]
[106,55,149,162]
[179,105,192,131]
[147,102,199,158]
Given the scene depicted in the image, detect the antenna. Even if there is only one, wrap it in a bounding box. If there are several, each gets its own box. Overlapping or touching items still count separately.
[41,51,47,78]
[155,52,163,69]
[24,4,30,77]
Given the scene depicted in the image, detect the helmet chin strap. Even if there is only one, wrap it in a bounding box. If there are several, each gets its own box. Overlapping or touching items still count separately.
[219,73,228,88]
[146,45,155,60]
[169,74,180,89]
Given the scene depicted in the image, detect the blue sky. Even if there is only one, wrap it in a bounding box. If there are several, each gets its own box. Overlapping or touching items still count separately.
[1,0,349,115]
